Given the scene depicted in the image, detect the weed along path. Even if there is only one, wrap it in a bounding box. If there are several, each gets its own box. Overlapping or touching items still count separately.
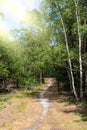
[24,78,52,130]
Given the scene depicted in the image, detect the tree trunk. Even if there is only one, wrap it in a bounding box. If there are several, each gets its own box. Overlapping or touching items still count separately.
[57,4,78,100]
[57,80,60,93]
[67,69,72,91]
[85,66,87,95]
[2,79,6,90]
[74,0,83,99]
[16,79,19,89]
[40,72,43,84]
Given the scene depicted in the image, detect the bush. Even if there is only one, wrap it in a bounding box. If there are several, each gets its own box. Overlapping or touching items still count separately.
[21,73,38,90]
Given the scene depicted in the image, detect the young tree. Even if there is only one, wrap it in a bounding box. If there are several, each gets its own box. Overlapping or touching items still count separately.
[74,0,83,99]
[56,2,78,100]
[40,0,78,99]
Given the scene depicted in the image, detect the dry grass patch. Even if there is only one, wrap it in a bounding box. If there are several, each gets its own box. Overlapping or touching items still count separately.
[0,87,43,130]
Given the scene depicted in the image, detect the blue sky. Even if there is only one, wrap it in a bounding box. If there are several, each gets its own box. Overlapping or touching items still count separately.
[0,0,41,32]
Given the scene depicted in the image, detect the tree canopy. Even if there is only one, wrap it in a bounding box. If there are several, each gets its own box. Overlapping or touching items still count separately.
[0,0,87,100]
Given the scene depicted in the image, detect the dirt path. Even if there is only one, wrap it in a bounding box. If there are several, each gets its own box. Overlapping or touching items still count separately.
[0,78,87,130]
[38,82,87,130]
[23,78,52,130]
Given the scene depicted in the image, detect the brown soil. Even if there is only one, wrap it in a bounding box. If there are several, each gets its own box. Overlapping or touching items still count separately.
[0,97,42,130]
[38,85,87,130]
[0,79,87,130]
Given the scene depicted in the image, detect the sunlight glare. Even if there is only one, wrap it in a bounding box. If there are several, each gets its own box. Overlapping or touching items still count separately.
[0,20,9,38]
[0,0,37,22]
[0,0,40,37]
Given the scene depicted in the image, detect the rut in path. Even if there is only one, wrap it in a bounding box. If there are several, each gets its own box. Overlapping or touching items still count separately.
[23,78,53,130]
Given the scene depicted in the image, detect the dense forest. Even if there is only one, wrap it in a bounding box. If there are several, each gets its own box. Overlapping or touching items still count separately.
[0,0,87,101]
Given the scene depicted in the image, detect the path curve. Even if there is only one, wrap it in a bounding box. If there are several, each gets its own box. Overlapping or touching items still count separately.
[24,79,52,130]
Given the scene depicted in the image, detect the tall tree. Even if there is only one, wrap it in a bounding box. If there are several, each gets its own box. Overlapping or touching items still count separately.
[56,2,78,100]
[74,0,83,99]
[40,0,79,99]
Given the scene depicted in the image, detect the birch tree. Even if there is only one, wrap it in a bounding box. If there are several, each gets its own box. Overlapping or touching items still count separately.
[74,0,83,99]
[55,3,78,100]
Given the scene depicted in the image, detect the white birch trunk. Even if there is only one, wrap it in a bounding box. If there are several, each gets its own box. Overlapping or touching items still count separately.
[57,4,78,100]
[74,0,83,99]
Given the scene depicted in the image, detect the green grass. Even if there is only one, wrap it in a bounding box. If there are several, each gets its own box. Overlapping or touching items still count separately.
[0,85,42,111]
[0,122,14,130]
[0,94,15,102]
[0,94,15,111]
[16,102,27,112]
[0,92,25,102]
[22,91,39,98]
[0,92,23,111]
[0,103,6,110]
[65,97,77,104]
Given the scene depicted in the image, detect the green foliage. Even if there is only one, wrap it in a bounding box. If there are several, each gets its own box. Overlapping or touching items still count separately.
[54,44,67,66]
[0,0,86,101]
[0,62,9,78]
[21,71,38,90]
[21,78,37,90]
[80,25,87,37]
[65,97,77,104]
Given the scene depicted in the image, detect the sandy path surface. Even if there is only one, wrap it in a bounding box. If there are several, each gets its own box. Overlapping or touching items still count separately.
[24,78,53,130]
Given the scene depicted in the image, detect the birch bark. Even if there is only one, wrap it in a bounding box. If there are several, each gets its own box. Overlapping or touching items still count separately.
[74,0,83,99]
[56,4,78,100]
